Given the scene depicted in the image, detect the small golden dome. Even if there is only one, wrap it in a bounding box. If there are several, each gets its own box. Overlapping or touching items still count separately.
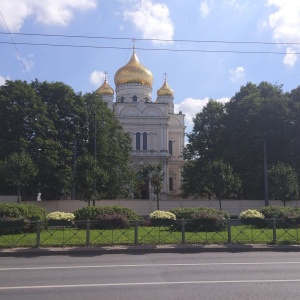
[157,79,174,97]
[114,51,153,87]
[96,78,114,95]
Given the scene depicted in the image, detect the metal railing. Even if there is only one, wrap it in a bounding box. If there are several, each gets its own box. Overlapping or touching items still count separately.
[1,219,300,248]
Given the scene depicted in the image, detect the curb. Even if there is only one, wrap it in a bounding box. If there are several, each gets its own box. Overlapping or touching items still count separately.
[1,244,300,257]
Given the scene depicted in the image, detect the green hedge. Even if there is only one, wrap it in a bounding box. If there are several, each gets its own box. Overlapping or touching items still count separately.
[73,206,142,221]
[0,202,46,221]
[170,207,230,220]
[170,207,229,232]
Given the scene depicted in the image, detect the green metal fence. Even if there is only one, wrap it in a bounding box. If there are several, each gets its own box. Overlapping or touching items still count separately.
[1,219,300,248]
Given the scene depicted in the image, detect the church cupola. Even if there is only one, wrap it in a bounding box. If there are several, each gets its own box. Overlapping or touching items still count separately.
[156,75,174,113]
[114,48,153,103]
[95,73,114,110]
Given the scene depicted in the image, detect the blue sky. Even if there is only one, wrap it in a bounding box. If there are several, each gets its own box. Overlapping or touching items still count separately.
[1,0,300,133]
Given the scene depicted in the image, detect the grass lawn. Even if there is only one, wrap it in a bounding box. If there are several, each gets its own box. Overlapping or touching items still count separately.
[1,225,300,248]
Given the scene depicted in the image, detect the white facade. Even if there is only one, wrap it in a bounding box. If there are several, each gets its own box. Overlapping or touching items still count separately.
[96,51,185,199]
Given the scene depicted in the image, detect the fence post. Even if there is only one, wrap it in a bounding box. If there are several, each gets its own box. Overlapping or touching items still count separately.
[134,220,139,246]
[227,219,231,244]
[36,221,41,248]
[86,219,90,247]
[181,219,185,244]
[272,218,276,244]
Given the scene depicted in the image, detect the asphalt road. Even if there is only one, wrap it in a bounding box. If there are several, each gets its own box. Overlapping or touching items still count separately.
[1,252,300,300]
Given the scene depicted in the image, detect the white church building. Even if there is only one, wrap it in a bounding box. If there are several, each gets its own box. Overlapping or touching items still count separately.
[96,49,185,199]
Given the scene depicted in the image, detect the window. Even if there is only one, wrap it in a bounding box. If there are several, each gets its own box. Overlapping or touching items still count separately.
[143,132,147,150]
[132,95,137,102]
[136,132,140,150]
[169,140,173,156]
[120,96,125,103]
[169,178,174,191]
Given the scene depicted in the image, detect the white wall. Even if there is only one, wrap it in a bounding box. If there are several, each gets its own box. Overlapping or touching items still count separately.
[19,199,299,216]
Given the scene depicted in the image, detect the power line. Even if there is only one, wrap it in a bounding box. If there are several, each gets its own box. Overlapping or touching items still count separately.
[1,31,300,46]
[0,13,31,82]
[0,41,297,55]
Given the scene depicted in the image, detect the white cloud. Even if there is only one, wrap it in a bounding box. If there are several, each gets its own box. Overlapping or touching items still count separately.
[89,70,105,86]
[229,66,245,82]
[267,0,300,66]
[0,75,9,86]
[283,47,297,66]
[0,0,97,32]
[200,1,210,17]
[17,53,34,72]
[124,0,174,44]
[175,97,230,133]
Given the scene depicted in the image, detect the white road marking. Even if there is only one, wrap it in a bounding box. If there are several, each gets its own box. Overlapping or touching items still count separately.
[1,279,300,290]
[1,261,300,271]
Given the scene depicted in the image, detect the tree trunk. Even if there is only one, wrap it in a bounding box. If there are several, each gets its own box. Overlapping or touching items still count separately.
[17,187,21,203]
[218,198,222,211]
[156,193,160,210]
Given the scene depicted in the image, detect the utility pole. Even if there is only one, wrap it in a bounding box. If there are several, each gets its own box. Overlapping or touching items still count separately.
[93,109,97,206]
[264,138,269,206]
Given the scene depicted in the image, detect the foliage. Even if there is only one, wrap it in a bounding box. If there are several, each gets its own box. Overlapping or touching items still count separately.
[170,207,230,220]
[258,206,300,228]
[239,209,265,220]
[181,159,241,210]
[46,212,75,221]
[1,152,38,202]
[190,211,227,232]
[95,214,130,229]
[75,154,102,206]
[268,162,299,206]
[139,163,164,210]
[73,205,142,221]
[0,202,46,221]
[258,206,291,219]
[0,80,136,200]
[239,209,265,227]
[183,81,300,200]
[149,210,176,220]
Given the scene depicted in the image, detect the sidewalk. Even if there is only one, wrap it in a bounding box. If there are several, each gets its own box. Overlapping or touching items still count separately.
[1,244,300,257]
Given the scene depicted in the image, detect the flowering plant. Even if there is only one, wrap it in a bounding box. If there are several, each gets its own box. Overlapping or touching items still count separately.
[149,210,176,220]
[46,211,75,221]
[239,209,264,220]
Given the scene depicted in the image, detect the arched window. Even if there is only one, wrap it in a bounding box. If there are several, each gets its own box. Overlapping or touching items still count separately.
[120,96,125,103]
[132,95,137,102]
[143,132,147,150]
[169,178,174,191]
[169,140,173,156]
[136,132,140,150]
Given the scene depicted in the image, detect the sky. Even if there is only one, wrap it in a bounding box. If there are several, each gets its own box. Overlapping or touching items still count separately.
[1,0,300,134]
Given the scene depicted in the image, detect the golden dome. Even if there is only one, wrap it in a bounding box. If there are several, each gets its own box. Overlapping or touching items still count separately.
[114,51,153,87]
[157,79,174,97]
[96,78,114,95]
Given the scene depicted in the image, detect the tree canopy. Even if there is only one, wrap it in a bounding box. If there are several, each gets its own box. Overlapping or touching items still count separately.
[0,80,136,201]
[182,81,300,200]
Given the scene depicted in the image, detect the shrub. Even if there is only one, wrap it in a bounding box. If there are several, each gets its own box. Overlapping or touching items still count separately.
[95,214,130,229]
[0,202,46,221]
[74,206,142,221]
[239,209,265,227]
[258,206,290,219]
[170,207,229,220]
[149,210,176,220]
[189,211,227,232]
[46,212,75,221]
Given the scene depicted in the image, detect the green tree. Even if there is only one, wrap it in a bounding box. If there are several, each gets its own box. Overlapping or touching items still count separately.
[268,162,299,206]
[75,154,104,206]
[139,163,164,210]
[205,160,241,210]
[181,159,241,210]
[1,152,38,202]
[83,93,137,201]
